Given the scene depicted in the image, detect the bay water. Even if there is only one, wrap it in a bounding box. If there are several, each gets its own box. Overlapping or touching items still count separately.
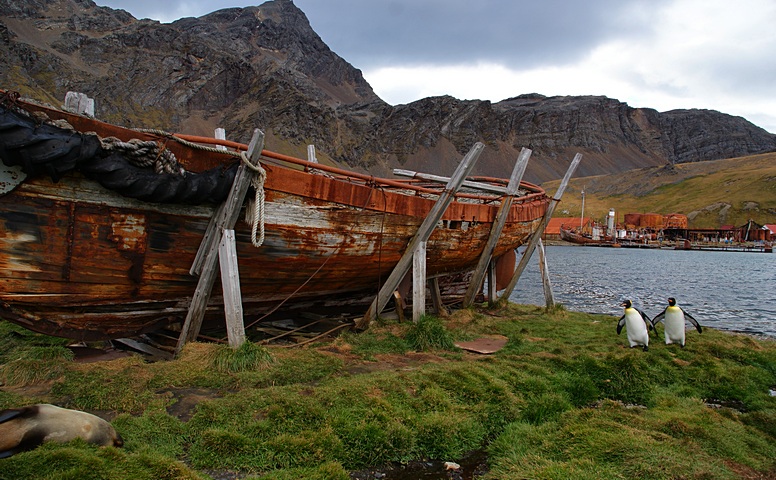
[508,245,776,338]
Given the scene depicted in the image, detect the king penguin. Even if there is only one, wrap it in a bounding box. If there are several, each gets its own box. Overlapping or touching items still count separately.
[617,299,654,351]
[651,297,702,347]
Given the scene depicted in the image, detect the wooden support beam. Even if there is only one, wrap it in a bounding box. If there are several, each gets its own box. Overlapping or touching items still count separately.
[191,130,264,276]
[393,168,508,195]
[537,238,555,308]
[487,261,497,305]
[191,204,223,276]
[412,241,427,322]
[393,291,406,322]
[215,128,227,151]
[428,277,449,317]
[307,144,317,163]
[64,91,94,117]
[219,229,246,348]
[462,147,531,307]
[176,129,265,355]
[113,338,173,360]
[497,153,582,303]
[356,142,485,329]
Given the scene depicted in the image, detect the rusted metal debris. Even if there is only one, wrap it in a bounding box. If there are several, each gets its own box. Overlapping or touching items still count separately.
[454,335,509,354]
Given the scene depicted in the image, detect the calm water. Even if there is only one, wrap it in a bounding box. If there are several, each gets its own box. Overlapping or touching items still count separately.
[508,245,776,338]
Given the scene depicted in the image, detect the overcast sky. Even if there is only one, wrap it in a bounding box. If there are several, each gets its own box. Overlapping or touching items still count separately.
[95,0,776,133]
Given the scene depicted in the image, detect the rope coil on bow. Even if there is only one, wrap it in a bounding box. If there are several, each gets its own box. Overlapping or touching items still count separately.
[100,136,185,176]
[241,151,267,247]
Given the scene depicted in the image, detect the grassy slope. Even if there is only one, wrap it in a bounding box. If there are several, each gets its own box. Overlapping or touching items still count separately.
[0,305,775,479]
[542,152,776,228]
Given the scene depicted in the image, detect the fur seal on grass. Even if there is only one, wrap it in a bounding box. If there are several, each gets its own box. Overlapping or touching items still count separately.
[0,404,123,458]
[617,299,655,351]
[652,297,702,347]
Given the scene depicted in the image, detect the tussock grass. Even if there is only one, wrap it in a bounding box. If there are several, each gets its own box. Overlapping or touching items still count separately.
[0,345,74,386]
[336,328,410,360]
[405,314,456,351]
[487,394,776,479]
[211,341,274,374]
[0,303,774,479]
[0,321,74,387]
[0,439,206,480]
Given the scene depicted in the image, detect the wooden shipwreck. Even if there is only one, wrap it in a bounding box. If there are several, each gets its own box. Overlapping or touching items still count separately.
[0,90,555,343]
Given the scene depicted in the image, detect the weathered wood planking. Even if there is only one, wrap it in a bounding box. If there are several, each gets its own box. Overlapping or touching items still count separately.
[1,172,544,339]
[219,228,246,348]
[0,97,552,341]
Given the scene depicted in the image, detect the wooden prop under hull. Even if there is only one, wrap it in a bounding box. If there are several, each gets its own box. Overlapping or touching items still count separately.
[0,91,550,340]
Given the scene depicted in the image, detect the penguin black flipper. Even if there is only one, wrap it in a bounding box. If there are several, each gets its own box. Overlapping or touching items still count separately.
[684,310,703,333]
[636,308,655,333]
[616,315,626,335]
[652,309,666,326]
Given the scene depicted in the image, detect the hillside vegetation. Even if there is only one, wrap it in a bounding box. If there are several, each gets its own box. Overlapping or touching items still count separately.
[1,305,775,479]
[543,152,776,228]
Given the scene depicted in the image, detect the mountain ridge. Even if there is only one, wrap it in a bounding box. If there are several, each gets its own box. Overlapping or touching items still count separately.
[1,0,774,183]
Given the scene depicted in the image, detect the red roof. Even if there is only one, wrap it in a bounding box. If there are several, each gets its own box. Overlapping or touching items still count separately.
[764,224,776,234]
[545,217,593,235]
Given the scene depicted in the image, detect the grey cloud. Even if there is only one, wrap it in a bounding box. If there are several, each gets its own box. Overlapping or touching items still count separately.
[295,0,666,69]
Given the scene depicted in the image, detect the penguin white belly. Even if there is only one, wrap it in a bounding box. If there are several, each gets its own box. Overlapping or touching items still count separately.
[625,311,649,348]
[663,308,686,346]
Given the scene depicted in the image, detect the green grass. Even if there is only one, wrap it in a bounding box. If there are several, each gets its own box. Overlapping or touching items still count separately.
[210,341,274,374]
[405,314,457,351]
[0,303,774,479]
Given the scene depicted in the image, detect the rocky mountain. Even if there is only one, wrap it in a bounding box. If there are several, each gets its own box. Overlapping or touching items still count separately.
[2,0,775,183]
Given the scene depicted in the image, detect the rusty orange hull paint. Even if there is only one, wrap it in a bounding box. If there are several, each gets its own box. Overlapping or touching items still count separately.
[0,96,550,340]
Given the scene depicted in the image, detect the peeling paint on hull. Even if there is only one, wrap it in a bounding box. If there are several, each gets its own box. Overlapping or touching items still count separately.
[0,96,550,340]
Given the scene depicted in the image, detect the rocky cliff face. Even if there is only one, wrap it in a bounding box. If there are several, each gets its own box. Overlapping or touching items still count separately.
[2,0,775,183]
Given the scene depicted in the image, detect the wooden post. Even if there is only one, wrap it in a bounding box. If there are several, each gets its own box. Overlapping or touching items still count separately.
[307,145,317,163]
[64,91,94,116]
[215,128,227,151]
[219,229,246,347]
[176,129,265,355]
[537,238,555,308]
[393,169,508,195]
[487,261,497,304]
[462,147,531,307]
[191,130,264,276]
[428,277,448,316]
[393,291,406,322]
[498,153,582,302]
[412,241,427,322]
[356,142,485,329]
